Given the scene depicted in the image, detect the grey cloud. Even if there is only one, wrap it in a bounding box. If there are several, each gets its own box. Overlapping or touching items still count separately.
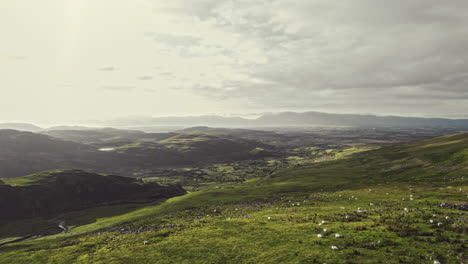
[154,33,202,46]
[9,55,28,60]
[2,55,28,61]
[169,86,183,90]
[56,83,74,88]
[99,66,115,72]
[138,76,153,81]
[144,88,157,93]
[159,72,176,78]
[101,85,135,91]
[152,0,468,116]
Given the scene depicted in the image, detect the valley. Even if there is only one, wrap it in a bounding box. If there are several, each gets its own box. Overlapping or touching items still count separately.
[0,126,466,263]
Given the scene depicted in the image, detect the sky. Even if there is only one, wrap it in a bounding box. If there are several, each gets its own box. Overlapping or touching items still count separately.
[1,0,468,124]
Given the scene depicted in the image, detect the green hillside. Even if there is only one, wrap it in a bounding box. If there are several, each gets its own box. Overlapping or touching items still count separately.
[0,134,466,263]
[113,134,276,166]
[0,170,186,220]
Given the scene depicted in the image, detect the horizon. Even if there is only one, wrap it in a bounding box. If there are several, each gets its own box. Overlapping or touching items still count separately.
[2,110,468,127]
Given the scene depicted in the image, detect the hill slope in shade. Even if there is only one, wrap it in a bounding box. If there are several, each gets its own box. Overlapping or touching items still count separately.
[0,130,112,178]
[114,133,277,166]
[42,128,176,146]
[0,169,186,220]
[0,130,276,178]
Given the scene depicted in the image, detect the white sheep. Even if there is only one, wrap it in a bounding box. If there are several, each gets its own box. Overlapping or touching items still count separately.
[58,221,68,232]
[323,228,327,232]
[335,234,343,238]
[317,234,323,238]
[331,245,339,250]
[267,217,272,220]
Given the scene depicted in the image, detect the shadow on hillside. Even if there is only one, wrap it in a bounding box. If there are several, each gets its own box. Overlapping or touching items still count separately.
[0,199,164,247]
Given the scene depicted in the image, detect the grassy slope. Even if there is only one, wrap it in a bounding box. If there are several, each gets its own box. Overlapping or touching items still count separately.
[0,134,467,263]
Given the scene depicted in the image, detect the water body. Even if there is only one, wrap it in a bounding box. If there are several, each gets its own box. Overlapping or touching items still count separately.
[98,147,115,152]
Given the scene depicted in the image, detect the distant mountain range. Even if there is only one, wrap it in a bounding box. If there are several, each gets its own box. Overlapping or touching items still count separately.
[81,111,468,128]
[2,111,468,131]
[0,123,43,132]
[254,112,468,128]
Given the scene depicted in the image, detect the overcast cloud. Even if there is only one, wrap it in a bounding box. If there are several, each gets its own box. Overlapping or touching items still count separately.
[1,0,467,123]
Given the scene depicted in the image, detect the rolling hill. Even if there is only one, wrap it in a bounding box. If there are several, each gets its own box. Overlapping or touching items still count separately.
[0,170,185,220]
[113,133,277,166]
[0,130,275,178]
[0,123,43,132]
[42,128,176,146]
[0,130,109,178]
[0,134,466,263]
